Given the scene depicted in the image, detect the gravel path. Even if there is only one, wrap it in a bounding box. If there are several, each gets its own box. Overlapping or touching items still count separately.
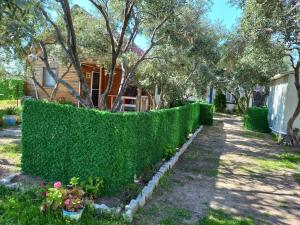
[134,114,300,225]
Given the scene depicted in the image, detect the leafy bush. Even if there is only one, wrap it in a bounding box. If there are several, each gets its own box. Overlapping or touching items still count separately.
[80,177,104,198]
[2,106,18,115]
[22,100,204,195]
[244,107,270,133]
[163,146,177,160]
[0,79,24,100]
[214,90,226,113]
[200,103,213,125]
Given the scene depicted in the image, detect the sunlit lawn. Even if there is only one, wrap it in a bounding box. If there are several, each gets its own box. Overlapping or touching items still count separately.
[0,100,20,109]
[255,151,300,172]
[0,144,21,160]
[199,209,255,225]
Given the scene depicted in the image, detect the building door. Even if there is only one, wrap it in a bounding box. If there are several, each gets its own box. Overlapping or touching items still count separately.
[91,72,100,107]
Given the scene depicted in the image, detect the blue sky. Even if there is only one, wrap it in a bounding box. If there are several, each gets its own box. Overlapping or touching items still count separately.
[208,0,241,30]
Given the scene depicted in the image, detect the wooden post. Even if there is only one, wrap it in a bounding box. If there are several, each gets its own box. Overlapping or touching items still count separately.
[137,88,142,112]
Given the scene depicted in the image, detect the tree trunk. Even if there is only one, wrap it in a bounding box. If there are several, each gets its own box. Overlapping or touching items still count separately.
[101,62,116,110]
[286,65,300,146]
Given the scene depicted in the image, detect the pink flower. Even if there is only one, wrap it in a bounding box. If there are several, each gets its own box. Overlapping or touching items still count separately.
[64,199,71,206]
[53,181,62,189]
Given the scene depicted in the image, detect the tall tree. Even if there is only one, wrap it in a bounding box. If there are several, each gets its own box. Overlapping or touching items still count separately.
[218,31,287,113]
[239,0,300,145]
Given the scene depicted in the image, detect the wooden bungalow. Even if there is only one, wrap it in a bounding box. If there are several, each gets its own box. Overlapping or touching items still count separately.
[25,56,150,111]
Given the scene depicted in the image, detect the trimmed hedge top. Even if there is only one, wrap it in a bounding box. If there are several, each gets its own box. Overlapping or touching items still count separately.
[21,100,213,195]
[244,107,270,133]
[0,79,24,100]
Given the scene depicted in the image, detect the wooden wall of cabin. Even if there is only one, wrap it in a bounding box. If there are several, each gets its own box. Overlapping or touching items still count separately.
[26,59,150,110]
[25,57,80,104]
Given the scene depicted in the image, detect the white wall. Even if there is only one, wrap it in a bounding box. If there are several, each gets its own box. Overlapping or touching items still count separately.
[267,74,288,134]
[267,72,300,134]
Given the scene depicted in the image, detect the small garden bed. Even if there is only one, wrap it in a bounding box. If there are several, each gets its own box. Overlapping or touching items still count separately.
[0,185,127,224]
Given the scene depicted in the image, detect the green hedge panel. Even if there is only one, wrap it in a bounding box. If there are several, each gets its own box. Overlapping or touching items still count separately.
[244,107,270,133]
[0,79,24,100]
[200,103,213,125]
[22,101,211,195]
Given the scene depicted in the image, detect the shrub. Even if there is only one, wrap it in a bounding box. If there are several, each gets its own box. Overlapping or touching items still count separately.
[80,177,104,198]
[22,100,203,195]
[244,107,270,133]
[163,146,177,160]
[214,90,226,113]
[2,107,18,115]
[0,79,24,100]
[200,103,213,125]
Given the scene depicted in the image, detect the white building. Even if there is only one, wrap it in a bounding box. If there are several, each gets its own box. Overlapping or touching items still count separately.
[267,71,300,134]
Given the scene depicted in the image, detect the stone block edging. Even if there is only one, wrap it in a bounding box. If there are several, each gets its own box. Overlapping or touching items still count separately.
[120,125,203,221]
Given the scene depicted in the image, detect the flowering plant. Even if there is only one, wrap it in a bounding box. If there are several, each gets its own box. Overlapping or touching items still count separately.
[41,178,85,212]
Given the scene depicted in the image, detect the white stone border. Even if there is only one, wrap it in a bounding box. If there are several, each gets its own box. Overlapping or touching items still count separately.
[1,126,203,222]
[94,125,203,221]
[0,173,21,189]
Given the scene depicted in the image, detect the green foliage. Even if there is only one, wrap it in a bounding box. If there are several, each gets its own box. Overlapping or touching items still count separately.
[244,107,270,133]
[70,177,80,186]
[233,96,247,115]
[0,185,127,225]
[163,146,177,160]
[123,183,143,204]
[200,103,213,125]
[80,177,104,198]
[214,91,226,113]
[46,187,63,210]
[2,106,18,115]
[21,100,205,195]
[0,79,24,100]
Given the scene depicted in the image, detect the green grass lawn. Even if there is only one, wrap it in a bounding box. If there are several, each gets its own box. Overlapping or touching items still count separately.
[0,144,21,159]
[255,151,300,172]
[0,185,128,225]
[199,209,255,225]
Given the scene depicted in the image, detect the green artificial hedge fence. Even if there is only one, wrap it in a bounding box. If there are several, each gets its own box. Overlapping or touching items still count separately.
[244,107,270,133]
[22,101,212,195]
[0,79,24,100]
[200,103,213,125]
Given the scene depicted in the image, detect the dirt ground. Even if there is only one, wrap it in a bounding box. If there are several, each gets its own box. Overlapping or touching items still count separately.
[0,127,21,180]
[134,114,300,225]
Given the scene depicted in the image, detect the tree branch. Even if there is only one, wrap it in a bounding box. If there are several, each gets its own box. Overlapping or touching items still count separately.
[50,63,72,100]
[39,41,87,106]
[89,0,116,54]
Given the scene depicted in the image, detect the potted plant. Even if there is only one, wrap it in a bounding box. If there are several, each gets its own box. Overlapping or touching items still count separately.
[41,178,86,222]
[62,178,85,221]
[3,107,17,126]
